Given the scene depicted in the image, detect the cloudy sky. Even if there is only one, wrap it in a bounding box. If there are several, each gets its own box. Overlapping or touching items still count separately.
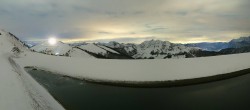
[0,0,250,43]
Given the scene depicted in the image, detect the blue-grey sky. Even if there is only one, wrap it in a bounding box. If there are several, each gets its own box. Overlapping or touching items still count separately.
[0,0,250,43]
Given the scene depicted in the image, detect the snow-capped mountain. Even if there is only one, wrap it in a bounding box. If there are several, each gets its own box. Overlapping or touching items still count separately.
[101,40,200,59]
[31,41,94,58]
[187,36,250,51]
[185,42,229,51]
[187,36,250,57]
[68,42,88,47]
[28,35,250,59]
[135,40,199,59]
[31,41,71,55]
[69,48,95,58]
[228,36,250,48]
[23,41,41,48]
[220,46,250,54]
[79,43,119,55]
[98,41,137,57]
[0,29,30,52]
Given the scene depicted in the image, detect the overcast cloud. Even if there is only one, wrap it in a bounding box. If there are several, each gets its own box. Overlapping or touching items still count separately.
[0,0,250,43]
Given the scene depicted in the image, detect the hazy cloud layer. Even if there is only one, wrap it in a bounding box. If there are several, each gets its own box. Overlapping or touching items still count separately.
[0,0,249,43]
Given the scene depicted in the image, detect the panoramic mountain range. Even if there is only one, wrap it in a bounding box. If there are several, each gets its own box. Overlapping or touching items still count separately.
[186,36,250,51]
[29,35,250,59]
[2,26,241,60]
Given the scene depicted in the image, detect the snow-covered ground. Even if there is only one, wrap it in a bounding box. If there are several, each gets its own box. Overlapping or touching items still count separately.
[16,51,250,82]
[0,53,33,110]
[0,30,64,110]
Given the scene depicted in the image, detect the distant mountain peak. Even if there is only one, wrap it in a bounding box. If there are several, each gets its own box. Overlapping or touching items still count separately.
[141,39,171,44]
[230,36,250,42]
[97,39,199,59]
[229,36,250,48]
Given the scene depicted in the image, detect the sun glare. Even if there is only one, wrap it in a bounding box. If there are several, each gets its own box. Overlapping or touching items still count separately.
[48,37,57,45]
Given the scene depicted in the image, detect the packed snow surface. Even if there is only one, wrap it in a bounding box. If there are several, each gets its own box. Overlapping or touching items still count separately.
[16,52,250,82]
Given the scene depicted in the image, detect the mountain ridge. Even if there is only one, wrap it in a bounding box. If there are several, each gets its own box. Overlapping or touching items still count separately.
[30,35,250,59]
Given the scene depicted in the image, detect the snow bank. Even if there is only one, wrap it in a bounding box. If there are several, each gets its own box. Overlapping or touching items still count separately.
[16,52,250,82]
[9,56,65,110]
[0,53,33,110]
[0,29,64,110]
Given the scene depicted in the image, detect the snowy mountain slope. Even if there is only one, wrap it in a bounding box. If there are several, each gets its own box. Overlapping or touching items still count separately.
[79,43,110,55]
[31,41,94,58]
[101,37,250,59]
[186,42,229,51]
[100,41,137,56]
[99,41,125,48]
[27,35,250,59]
[69,48,95,58]
[219,46,250,54]
[31,41,72,55]
[188,45,250,58]
[100,40,199,59]
[68,41,88,47]
[78,43,132,59]
[134,40,198,59]
[229,36,250,48]
[98,45,120,54]
[0,30,34,110]
[186,36,250,51]
[0,29,30,52]
[23,41,41,48]
[0,29,64,110]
